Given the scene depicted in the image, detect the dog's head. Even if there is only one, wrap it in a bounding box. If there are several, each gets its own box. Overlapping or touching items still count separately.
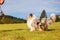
[27,13,33,19]
[27,13,37,20]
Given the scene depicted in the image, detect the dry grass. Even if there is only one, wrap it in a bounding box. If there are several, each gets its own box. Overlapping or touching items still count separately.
[0,22,60,40]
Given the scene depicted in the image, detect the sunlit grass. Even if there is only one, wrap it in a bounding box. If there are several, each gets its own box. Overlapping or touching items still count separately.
[0,22,60,40]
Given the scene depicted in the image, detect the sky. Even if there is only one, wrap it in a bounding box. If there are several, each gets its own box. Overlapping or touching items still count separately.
[1,0,60,19]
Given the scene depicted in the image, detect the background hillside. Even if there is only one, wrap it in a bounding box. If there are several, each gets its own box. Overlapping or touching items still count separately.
[0,15,26,24]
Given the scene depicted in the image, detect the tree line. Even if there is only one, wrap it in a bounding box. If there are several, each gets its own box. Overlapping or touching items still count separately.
[0,10,60,24]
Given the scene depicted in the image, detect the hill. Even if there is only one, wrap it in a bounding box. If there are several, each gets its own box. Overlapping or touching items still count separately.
[0,15,26,24]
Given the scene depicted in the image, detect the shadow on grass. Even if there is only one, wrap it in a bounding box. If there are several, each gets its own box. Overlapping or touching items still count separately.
[47,28,60,31]
[0,28,60,32]
[0,29,29,32]
[47,29,56,31]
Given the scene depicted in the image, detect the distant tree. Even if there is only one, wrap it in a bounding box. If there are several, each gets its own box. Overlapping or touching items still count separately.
[40,10,47,19]
[56,15,60,22]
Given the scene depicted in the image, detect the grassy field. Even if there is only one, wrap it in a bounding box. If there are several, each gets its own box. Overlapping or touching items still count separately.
[0,22,60,40]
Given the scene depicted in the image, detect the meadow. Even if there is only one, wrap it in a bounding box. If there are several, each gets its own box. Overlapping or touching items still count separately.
[0,22,60,40]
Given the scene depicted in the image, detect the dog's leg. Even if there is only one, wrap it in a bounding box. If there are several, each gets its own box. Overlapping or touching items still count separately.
[44,25,48,31]
[39,25,44,31]
[30,27,35,32]
[30,22,37,32]
[39,28,43,31]
[38,23,43,31]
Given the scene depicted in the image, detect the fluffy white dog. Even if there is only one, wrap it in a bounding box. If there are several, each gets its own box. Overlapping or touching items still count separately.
[47,13,56,25]
[50,13,56,22]
[40,18,48,31]
[27,13,38,31]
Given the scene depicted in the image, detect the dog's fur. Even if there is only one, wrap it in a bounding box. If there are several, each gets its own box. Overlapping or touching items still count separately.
[27,13,39,31]
[40,18,48,31]
[27,14,48,32]
[47,13,56,25]
[50,13,56,22]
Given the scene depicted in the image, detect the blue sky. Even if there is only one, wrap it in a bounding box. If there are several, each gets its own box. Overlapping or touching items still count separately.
[1,0,60,19]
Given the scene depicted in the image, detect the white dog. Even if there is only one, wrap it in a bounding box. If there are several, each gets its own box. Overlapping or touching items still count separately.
[27,13,38,31]
[50,13,56,22]
[27,13,48,32]
[40,18,48,31]
[47,13,56,25]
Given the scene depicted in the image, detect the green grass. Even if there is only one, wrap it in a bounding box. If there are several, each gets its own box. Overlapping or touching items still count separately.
[0,22,60,40]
